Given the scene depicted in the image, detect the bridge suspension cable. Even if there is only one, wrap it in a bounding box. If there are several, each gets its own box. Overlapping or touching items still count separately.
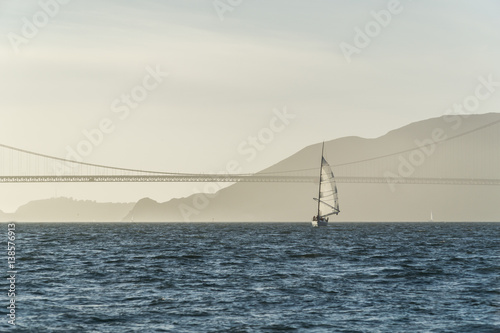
[257,118,500,175]
[0,118,499,184]
[0,143,214,176]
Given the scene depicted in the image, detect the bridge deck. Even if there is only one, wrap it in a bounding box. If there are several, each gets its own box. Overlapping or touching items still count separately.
[0,175,499,185]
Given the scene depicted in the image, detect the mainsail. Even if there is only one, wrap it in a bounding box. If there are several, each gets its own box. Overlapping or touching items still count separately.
[312,142,340,227]
[316,156,340,218]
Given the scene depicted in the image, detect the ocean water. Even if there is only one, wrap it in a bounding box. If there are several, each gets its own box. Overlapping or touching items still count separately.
[5,222,499,332]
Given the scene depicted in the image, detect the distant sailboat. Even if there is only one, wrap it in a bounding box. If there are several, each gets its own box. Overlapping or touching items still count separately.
[429,211,434,222]
[312,142,340,227]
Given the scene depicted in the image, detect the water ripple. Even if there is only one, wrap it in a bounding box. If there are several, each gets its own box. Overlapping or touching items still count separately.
[9,222,500,332]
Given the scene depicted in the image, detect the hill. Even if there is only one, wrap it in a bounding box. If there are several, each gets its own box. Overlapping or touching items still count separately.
[124,113,500,222]
[1,197,134,222]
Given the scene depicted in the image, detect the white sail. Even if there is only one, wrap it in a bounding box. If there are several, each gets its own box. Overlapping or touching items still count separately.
[312,142,340,227]
[317,156,339,218]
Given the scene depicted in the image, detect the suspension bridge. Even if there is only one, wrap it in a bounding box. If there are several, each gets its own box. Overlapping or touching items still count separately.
[1,119,499,186]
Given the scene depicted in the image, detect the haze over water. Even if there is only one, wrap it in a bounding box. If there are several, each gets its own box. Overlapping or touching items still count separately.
[11,222,499,332]
[2,2,500,331]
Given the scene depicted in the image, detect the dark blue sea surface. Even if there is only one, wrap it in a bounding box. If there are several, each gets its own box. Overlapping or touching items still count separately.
[5,222,500,332]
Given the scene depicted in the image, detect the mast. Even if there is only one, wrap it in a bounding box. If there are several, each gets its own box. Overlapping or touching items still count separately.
[317,142,324,218]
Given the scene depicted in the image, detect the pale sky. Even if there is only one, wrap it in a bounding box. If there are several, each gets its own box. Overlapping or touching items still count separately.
[1,0,499,212]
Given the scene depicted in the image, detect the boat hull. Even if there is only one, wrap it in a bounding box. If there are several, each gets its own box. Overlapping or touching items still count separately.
[311,219,328,227]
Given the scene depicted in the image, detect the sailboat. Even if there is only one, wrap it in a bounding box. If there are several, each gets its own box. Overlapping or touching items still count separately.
[312,142,340,227]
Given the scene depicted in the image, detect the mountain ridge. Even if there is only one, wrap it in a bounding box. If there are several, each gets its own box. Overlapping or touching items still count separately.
[2,114,499,222]
[123,113,500,222]
[0,197,134,222]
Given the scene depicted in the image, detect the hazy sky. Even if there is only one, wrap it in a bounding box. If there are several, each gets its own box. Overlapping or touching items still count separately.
[1,0,499,212]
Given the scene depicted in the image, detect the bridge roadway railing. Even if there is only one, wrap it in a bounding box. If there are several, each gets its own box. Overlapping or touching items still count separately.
[0,175,499,185]
[0,175,314,183]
